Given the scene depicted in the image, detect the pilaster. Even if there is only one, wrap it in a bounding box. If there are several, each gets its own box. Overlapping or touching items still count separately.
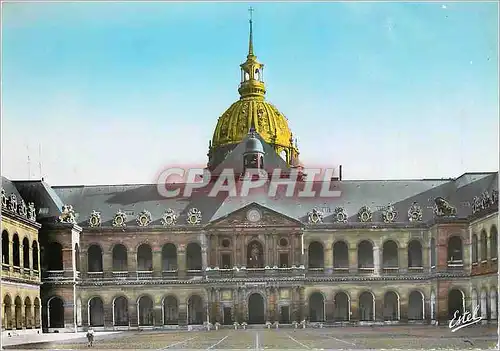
[177,245,186,278]
[373,246,381,276]
[152,247,162,278]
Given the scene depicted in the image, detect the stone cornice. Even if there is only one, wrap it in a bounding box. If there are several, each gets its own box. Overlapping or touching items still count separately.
[77,216,489,233]
[2,276,42,286]
[83,225,205,234]
[1,208,41,229]
[59,271,471,287]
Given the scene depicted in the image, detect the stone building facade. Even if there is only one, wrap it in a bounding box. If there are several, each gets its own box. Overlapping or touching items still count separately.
[1,19,498,334]
[1,177,42,336]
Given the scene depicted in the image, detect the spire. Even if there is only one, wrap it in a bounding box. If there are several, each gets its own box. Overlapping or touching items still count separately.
[248,7,254,56]
[238,7,266,99]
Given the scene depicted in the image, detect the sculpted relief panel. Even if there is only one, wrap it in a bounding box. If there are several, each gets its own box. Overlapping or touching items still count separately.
[211,205,300,228]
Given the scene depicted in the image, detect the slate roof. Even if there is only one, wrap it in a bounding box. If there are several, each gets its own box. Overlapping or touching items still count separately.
[14,180,64,221]
[2,176,24,202]
[3,134,498,228]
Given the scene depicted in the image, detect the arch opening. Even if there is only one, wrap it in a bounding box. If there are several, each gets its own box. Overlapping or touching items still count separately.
[333,241,348,268]
[14,296,22,329]
[308,241,324,268]
[448,289,464,319]
[2,231,9,265]
[162,244,177,271]
[187,295,204,325]
[248,293,265,324]
[359,292,374,321]
[358,241,374,269]
[23,237,30,269]
[24,297,32,328]
[334,292,349,321]
[447,236,463,264]
[309,292,325,322]
[3,295,12,329]
[138,296,154,326]
[408,291,424,320]
[163,296,178,325]
[32,241,39,271]
[186,243,202,270]
[490,289,498,320]
[382,240,398,268]
[89,297,104,327]
[113,296,129,326]
[491,226,498,260]
[480,230,488,261]
[112,244,128,272]
[12,234,20,267]
[408,240,423,268]
[34,298,41,328]
[383,292,399,321]
[87,245,103,272]
[137,244,153,271]
[48,297,65,328]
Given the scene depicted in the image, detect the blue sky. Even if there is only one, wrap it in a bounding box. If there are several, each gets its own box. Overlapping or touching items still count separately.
[1,1,498,185]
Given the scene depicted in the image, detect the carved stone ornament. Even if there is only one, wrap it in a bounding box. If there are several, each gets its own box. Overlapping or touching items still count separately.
[27,202,36,221]
[358,205,372,223]
[480,191,492,208]
[433,197,457,217]
[1,188,6,209]
[112,210,127,227]
[408,202,423,222]
[246,208,262,223]
[472,190,498,214]
[18,199,27,218]
[333,207,348,223]
[89,210,101,227]
[382,204,397,223]
[492,190,499,205]
[59,204,76,224]
[307,208,323,224]
[187,208,202,225]
[7,194,17,213]
[472,196,482,214]
[137,210,152,227]
[161,209,177,226]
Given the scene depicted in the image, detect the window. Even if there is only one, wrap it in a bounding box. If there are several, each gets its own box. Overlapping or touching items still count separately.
[279,253,289,268]
[221,254,231,269]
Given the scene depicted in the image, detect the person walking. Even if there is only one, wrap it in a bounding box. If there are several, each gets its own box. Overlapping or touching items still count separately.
[86,327,94,347]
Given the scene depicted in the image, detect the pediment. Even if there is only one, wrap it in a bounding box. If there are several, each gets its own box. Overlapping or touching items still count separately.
[209,202,302,228]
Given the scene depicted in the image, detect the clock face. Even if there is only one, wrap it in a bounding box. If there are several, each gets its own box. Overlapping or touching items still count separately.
[246,209,261,223]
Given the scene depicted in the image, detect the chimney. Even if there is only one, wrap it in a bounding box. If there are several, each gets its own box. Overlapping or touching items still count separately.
[339,165,343,181]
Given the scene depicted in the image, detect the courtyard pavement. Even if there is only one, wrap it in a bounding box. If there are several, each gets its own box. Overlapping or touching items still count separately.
[1,331,120,348]
[1,325,497,350]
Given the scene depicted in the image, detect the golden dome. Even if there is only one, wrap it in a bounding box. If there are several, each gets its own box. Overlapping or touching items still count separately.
[210,14,299,167]
[212,99,294,151]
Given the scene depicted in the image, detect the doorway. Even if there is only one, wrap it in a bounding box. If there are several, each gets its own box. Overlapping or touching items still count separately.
[248,293,265,324]
[223,307,232,325]
[280,306,290,324]
[279,253,289,268]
